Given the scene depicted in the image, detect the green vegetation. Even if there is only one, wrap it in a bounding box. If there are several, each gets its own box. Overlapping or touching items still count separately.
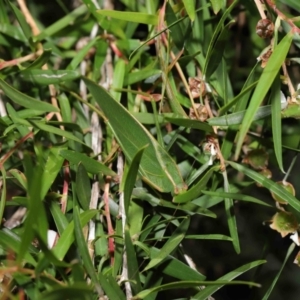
[1,0,300,299]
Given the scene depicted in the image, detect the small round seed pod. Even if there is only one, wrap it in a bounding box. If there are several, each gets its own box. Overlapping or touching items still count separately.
[256,19,274,39]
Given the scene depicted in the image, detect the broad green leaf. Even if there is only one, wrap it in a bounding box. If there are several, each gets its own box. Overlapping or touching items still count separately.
[59,150,116,176]
[125,227,142,294]
[228,161,300,212]
[83,77,187,194]
[53,209,98,260]
[143,217,190,271]
[235,32,293,159]
[194,260,266,299]
[96,10,158,25]
[0,79,59,112]
[76,164,91,211]
[262,243,295,300]
[20,70,80,85]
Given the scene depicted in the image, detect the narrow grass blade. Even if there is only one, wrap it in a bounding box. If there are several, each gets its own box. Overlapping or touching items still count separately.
[223,172,240,254]
[134,280,261,299]
[53,209,98,260]
[123,146,147,216]
[150,247,206,281]
[40,284,94,300]
[173,166,219,203]
[182,0,196,21]
[0,79,59,112]
[228,161,300,212]
[20,70,80,85]
[143,217,190,271]
[271,76,284,173]
[202,191,272,207]
[262,243,295,300]
[194,260,266,299]
[96,10,158,25]
[125,227,142,294]
[235,32,293,160]
[76,164,91,211]
[73,206,102,295]
[59,150,116,176]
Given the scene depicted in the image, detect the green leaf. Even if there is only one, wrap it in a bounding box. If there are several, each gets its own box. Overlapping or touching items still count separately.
[134,280,261,299]
[149,246,206,281]
[143,217,190,271]
[235,32,293,159]
[202,190,272,207]
[271,77,284,173]
[204,0,238,78]
[73,206,102,295]
[96,10,158,25]
[182,0,196,21]
[262,243,295,300]
[20,69,80,85]
[83,77,187,194]
[0,229,37,266]
[228,161,300,212]
[31,121,84,144]
[40,144,66,199]
[123,146,147,216]
[53,209,98,260]
[173,166,219,203]
[7,1,32,42]
[194,260,266,299]
[164,115,214,132]
[210,0,225,14]
[205,22,233,80]
[59,150,116,176]
[125,227,142,294]
[40,284,94,300]
[0,79,59,112]
[76,164,91,211]
[25,49,52,70]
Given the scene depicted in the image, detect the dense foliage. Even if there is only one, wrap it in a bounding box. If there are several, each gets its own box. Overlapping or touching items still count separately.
[1,0,300,299]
